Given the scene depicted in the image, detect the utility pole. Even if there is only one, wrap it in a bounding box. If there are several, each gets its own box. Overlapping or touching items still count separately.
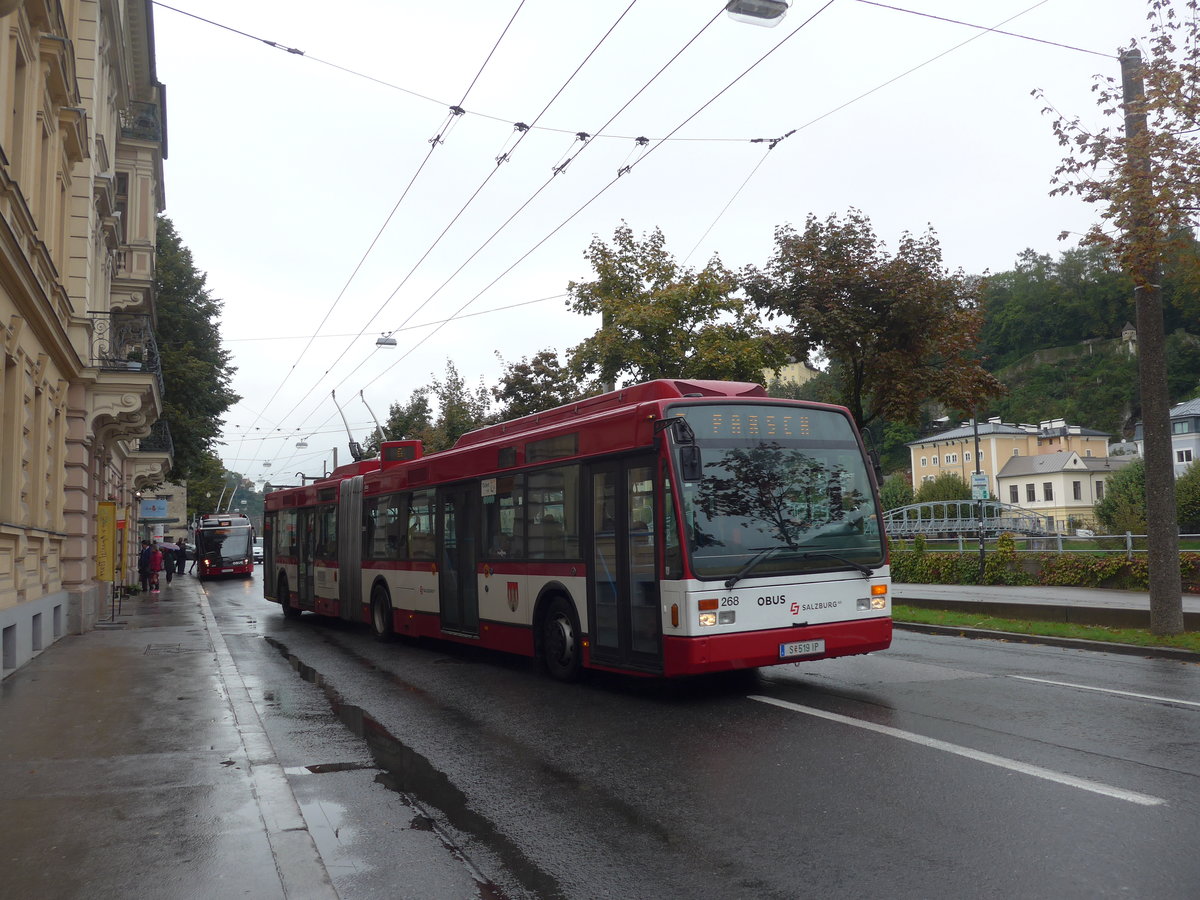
[1121,49,1184,635]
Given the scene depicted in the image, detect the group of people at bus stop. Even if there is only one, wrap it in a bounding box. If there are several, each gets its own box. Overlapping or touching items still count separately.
[137,537,190,595]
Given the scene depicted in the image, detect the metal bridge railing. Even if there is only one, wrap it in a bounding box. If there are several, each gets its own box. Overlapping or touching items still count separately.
[882,500,1055,537]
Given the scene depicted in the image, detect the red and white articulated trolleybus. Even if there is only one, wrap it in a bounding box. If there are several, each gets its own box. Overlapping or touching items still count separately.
[193,512,255,579]
[262,379,891,679]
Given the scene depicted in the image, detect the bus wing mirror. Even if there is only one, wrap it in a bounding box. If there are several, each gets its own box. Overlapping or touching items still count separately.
[680,445,702,482]
[868,449,882,486]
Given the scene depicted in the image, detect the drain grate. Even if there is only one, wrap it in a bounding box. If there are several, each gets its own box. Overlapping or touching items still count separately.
[144,643,212,655]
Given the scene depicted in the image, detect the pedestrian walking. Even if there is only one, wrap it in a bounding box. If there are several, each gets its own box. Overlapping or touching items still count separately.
[137,539,152,593]
[162,539,174,585]
[149,543,164,594]
[176,540,187,575]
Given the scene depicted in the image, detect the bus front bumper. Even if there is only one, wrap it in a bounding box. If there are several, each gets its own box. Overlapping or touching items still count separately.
[660,617,892,676]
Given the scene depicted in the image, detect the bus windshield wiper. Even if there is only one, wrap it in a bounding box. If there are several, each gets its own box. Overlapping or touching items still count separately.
[725,546,785,589]
[799,552,874,578]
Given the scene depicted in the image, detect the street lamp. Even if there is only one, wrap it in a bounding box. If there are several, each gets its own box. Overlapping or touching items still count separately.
[725,0,789,27]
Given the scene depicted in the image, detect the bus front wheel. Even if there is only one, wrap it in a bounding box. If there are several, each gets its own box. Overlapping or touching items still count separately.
[371,585,395,642]
[541,597,582,682]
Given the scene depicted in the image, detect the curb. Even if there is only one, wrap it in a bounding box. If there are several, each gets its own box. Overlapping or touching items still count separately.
[195,583,340,899]
[893,620,1200,662]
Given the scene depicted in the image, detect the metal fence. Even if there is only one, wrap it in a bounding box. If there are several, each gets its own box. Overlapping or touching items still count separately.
[891,533,1200,559]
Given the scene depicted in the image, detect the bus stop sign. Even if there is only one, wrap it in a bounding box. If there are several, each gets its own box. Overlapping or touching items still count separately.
[971,473,990,500]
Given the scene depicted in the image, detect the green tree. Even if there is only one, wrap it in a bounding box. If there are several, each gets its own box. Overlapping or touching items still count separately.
[186,451,230,519]
[567,224,786,386]
[979,245,1133,370]
[879,474,914,511]
[742,209,1003,431]
[914,472,971,504]
[492,350,592,420]
[1093,458,1148,534]
[383,388,433,443]
[421,360,491,453]
[1176,463,1200,533]
[155,216,240,481]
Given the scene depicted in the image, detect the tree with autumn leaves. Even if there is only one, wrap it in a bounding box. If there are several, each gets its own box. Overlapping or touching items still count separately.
[1033,0,1200,635]
[742,209,1003,432]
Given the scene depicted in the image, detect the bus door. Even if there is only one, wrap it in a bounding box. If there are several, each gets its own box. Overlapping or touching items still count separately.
[297,508,316,607]
[587,455,662,671]
[437,482,479,635]
[338,476,364,621]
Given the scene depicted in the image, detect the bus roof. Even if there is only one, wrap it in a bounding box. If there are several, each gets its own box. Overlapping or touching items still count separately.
[454,379,767,449]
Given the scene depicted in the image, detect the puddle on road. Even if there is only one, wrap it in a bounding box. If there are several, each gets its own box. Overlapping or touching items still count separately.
[264,636,563,900]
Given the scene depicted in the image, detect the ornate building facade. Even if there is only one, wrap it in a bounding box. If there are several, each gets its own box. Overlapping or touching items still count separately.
[1,0,169,676]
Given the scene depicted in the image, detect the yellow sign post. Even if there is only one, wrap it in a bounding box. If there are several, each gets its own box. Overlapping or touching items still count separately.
[97,501,116,583]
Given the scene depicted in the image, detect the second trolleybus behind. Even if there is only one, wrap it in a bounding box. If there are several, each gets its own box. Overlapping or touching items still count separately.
[262,379,891,679]
[193,512,255,579]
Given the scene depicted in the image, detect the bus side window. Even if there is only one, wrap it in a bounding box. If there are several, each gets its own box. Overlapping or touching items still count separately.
[408,490,435,560]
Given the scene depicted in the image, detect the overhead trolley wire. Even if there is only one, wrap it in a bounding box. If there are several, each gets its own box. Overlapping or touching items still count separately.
[218,1,529,468]
[309,3,728,412]
[273,1,654,437]
[853,1,1116,59]
[252,1,646,458]
[355,1,840,396]
[681,0,1077,263]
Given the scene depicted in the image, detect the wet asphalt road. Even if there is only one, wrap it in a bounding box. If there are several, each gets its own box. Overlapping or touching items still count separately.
[207,571,1200,900]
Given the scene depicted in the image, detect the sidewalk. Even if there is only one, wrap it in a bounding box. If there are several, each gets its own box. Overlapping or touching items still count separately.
[1,579,1193,898]
[0,574,337,900]
[892,582,1200,630]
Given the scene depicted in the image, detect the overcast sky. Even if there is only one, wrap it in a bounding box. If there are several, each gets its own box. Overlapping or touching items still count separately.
[152,0,1150,488]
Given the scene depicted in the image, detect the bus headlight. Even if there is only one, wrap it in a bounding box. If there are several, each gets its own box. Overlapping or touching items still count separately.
[699,612,717,627]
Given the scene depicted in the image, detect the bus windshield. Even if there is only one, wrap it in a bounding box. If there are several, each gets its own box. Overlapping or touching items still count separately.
[669,403,884,581]
[197,528,251,563]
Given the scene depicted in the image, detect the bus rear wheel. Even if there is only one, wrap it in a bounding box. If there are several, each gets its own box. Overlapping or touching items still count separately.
[371,585,395,642]
[541,597,582,682]
[279,574,302,619]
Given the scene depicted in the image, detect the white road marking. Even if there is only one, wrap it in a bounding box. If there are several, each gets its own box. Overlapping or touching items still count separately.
[1007,675,1200,709]
[748,695,1166,807]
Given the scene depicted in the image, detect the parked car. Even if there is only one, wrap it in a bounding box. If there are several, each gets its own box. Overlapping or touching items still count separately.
[252,537,264,563]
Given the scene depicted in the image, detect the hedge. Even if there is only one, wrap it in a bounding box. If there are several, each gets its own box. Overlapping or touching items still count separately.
[889,533,1200,592]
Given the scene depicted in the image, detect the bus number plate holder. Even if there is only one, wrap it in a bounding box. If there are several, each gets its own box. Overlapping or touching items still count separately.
[780,639,824,659]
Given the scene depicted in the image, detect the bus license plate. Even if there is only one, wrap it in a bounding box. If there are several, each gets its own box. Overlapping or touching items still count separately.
[780,639,825,659]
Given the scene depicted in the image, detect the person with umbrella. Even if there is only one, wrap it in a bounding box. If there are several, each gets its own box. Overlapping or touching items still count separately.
[158,539,180,585]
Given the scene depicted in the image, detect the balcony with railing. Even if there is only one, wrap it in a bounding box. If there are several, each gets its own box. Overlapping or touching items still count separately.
[89,311,163,394]
[135,418,174,458]
[120,100,163,144]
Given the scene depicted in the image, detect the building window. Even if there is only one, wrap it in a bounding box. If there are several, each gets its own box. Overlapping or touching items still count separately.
[1009,485,1018,503]
[946,453,957,464]
[1073,481,1082,500]
[1085,449,1092,457]
[920,457,927,467]
[932,456,939,465]
[1178,449,1194,463]
[978,450,984,461]
[1012,449,1020,457]
[1096,480,1105,500]
[965,452,972,462]
[1026,484,1036,502]
[1174,421,1191,434]
[1043,483,1054,501]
